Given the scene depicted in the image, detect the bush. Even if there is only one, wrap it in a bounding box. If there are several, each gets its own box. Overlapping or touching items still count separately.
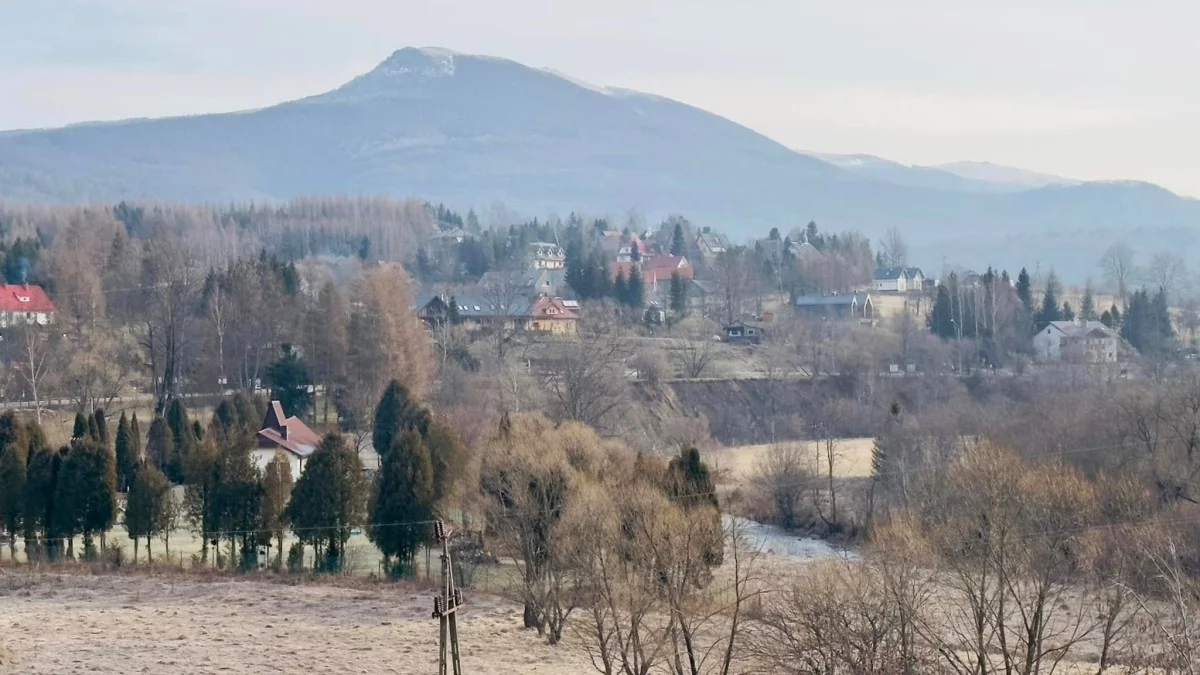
[103,544,125,569]
[286,542,305,574]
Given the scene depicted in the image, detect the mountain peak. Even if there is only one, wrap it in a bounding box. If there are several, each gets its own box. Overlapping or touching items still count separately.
[373,46,459,79]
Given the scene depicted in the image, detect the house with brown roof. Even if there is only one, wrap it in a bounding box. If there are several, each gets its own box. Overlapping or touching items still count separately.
[528,296,579,335]
[254,401,321,480]
[0,284,56,327]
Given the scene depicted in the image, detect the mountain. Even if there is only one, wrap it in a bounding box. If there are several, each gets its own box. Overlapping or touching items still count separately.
[804,152,1031,193]
[0,46,1197,279]
[933,161,1079,189]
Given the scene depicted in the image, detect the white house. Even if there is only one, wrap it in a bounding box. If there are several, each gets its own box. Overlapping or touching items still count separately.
[0,284,56,327]
[253,401,320,481]
[873,267,925,293]
[1033,321,1120,363]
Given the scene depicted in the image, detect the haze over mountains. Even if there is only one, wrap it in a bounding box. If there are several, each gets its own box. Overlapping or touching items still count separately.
[0,46,1196,278]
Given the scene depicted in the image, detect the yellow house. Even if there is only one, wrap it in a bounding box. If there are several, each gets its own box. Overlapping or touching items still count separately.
[528,296,579,335]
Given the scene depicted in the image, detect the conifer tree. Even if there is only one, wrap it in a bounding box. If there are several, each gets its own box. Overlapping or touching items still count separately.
[1016,268,1034,312]
[1035,270,1063,328]
[93,409,108,445]
[72,412,87,440]
[56,440,117,559]
[130,413,143,460]
[126,462,172,564]
[0,412,29,560]
[929,283,955,339]
[261,452,293,568]
[368,431,434,577]
[114,413,138,493]
[669,271,687,315]
[626,267,645,309]
[373,380,431,457]
[671,221,686,256]
[612,270,628,306]
[1081,283,1097,321]
[286,433,367,573]
[146,417,178,482]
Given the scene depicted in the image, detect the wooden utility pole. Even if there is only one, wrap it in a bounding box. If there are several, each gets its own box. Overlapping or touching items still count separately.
[433,520,463,675]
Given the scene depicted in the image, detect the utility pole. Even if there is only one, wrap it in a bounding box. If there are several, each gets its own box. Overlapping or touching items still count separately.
[433,520,464,675]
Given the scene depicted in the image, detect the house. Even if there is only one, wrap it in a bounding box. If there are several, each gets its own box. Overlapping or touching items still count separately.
[642,255,693,282]
[529,242,566,270]
[477,268,568,298]
[1033,321,1120,363]
[413,294,532,331]
[0,284,56,327]
[528,296,580,335]
[694,228,730,258]
[254,401,321,481]
[794,293,875,319]
[873,268,925,293]
[722,320,767,345]
[687,279,719,315]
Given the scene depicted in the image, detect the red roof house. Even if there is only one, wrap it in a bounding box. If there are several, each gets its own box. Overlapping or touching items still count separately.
[0,284,56,327]
[528,296,579,335]
[257,401,321,459]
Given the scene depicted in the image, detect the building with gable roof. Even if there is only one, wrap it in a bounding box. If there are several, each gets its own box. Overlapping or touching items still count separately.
[0,284,56,327]
[254,401,321,480]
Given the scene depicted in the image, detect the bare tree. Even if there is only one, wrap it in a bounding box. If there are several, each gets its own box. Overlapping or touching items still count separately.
[11,326,58,421]
[481,264,529,360]
[880,227,909,269]
[544,322,631,430]
[672,330,720,379]
[138,237,202,413]
[1143,251,1188,300]
[711,247,751,325]
[752,443,814,528]
[1099,243,1135,308]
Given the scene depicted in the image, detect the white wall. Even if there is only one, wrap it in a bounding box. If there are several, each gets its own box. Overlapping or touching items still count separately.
[251,448,302,482]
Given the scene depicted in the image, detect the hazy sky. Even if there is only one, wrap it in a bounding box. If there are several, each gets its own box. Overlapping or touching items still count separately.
[4,0,1199,195]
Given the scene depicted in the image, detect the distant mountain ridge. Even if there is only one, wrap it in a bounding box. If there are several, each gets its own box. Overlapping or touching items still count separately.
[0,46,1197,279]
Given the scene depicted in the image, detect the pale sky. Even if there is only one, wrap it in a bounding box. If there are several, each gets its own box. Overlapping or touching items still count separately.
[4,0,1199,195]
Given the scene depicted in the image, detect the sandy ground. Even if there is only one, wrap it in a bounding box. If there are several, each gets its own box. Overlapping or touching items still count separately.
[0,571,595,675]
[705,437,876,483]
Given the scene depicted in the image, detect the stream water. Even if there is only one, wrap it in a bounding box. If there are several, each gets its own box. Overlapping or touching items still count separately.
[728,516,858,561]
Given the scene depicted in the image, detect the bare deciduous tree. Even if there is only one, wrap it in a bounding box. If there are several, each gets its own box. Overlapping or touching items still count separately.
[1099,243,1135,308]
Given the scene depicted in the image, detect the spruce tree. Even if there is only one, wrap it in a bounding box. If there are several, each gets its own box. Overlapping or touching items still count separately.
[86,415,100,443]
[1081,283,1097,321]
[630,240,642,262]
[56,440,117,559]
[373,380,431,457]
[669,271,687,315]
[266,344,313,420]
[626,267,645,309]
[1035,271,1063,328]
[612,270,628,306]
[671,222,686,256]
[114,413,137,493]
[130,413,143,460]
[165,399,194,460]
[1016,268,1034,312]
[929,283,955,339]
[93,409,109,446]
[662,447,722,565]
[1061,302,1075,322]
[368,431,434,577]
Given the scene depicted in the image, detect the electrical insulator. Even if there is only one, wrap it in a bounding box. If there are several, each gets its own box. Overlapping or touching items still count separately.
[454,589,463,606]
[433,597,443,617]
[435,521,446,541]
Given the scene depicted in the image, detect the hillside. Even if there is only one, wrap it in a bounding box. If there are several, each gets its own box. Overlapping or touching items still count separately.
[1,47,1198,275]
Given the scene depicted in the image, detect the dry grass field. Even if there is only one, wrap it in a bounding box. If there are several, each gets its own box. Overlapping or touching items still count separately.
[704,437,876,484]
[0,571,595,675]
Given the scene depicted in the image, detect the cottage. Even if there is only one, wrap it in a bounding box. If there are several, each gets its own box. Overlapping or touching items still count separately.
[694,228,730,258]
[254,401,320,481]
[873,268,925,293]
[1033,321,1120,363]
[722,320,767,345]
[794,293,874,319]
[0,284,56,327]
[528,296,580,335]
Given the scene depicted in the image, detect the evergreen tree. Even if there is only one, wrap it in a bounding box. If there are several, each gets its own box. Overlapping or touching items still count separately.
[1110,303,1122,327]
[1100,309,1114,328]
[626,267,645,309]
[630,240,642,262]
[25,446,66,561]
[130,413,143,461]
[662,447,722,564]
[423,423,465,504]
[446,295,462,325]
[165,399,195,467]
[368,431,435,577]
[612,270,629,306]
[86,414,100,443]
[126,462,172,564]
[266,344,313,421]
[671,222,686,256]
[929,283,956,339]
[213,436,264,571]
[1061,302,1076,322]
[146,417,178,482]
[564,240,589,298]
[669,271,688,315]
[1016,268,1034,313]
[1081,283,1097,321]
[114,413,138,493]
[286,433,367,573]
[373,381,432,458]
[1120,289,1174,355]
[56,440,117,559]
[260,452,293,568]
[93,410,109,446]
[0,413,29,559]
[1035,271,1063,328]
[72,412,87,440]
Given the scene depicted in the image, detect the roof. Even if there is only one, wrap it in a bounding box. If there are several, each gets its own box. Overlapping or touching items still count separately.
[258,401,321,458]
[530,296,580,320]
[1045,320,1116,338]
[903,267,925,278]
[416,293,533,318]
[795,292,871,307]
[0,284,55,313]
[642,255,690,275]
[874,267,907,281]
